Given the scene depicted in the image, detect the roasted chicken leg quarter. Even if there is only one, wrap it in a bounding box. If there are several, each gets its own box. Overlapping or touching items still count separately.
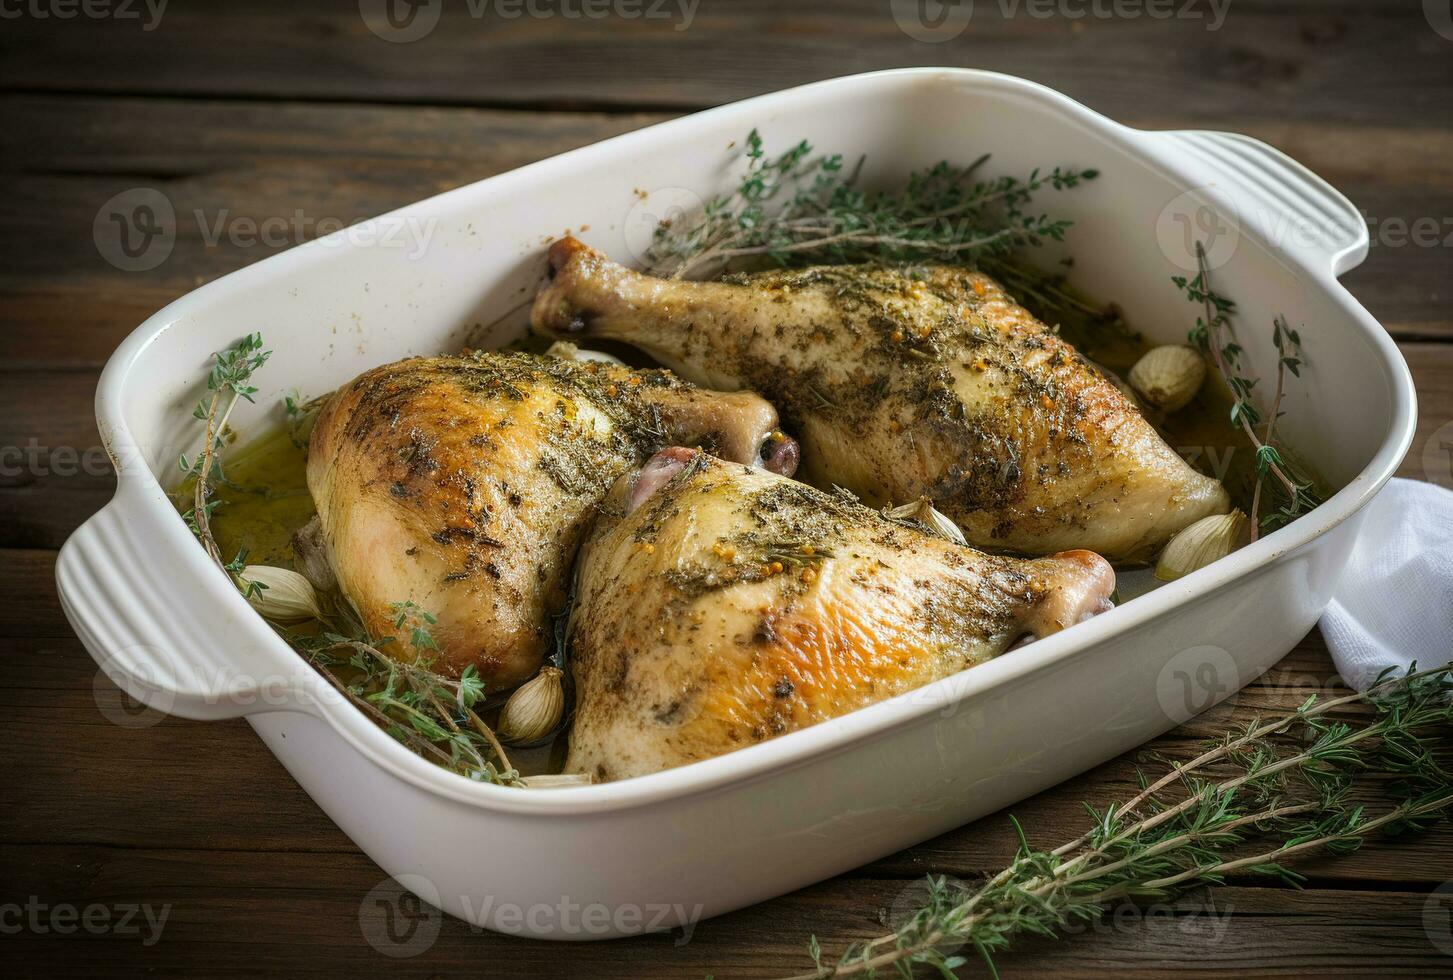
[564,448,1116,781]
[533,236,1230,562]
[307,351,797,686]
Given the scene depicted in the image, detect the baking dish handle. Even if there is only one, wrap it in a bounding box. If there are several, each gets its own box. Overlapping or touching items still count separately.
[1153,130,1369,279]
[57,491,323,722]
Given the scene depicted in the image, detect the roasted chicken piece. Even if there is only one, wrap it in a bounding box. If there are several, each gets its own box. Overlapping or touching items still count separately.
[532,237,1229,562]
[308,351,798,686]
[565,448,1116,781]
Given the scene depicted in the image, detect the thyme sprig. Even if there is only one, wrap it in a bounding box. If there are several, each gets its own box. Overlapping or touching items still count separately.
[178,332,272,586]
[292,600,522,786]
[1175,243,1323,534]
[645,130,1096,281]
[788,665,1453,979]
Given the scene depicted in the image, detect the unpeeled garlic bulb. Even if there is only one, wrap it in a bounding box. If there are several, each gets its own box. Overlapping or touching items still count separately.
[1129,345,1206,413]
[498,666,565,744]
[1154,510,1249,581]
[241,565,322,622]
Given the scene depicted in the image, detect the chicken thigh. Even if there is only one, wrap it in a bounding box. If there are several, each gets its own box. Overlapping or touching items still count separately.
[308,351,797,686]
[532,237,1229,562]
[564,448,1116,781]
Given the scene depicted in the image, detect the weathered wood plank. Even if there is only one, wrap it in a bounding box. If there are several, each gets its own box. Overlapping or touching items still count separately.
[0,97,664,366]
[4,7,1452,967]
[1404,343,1453,489]
[0,371,113,550]
[1,0,1448,128]
[0,843,1447,977]
[2,95,1451,369]
[0,551,77,638]
[5,546,1450,888]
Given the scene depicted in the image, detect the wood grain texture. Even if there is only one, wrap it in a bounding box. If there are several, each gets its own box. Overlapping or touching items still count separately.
[4,2,1453,975]
[0,847,1446,979]
[2,549,1451,975]
[6,636,1450,884]
[2,0,1450,126]
[3,95,1451,371]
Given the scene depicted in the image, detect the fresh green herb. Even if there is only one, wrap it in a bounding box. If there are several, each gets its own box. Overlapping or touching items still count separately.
[1175,243,1323,534]
[178,332,272,575]
[645,130,1097,280]
[786,665,1453,978]
[283,388,328,450]
[641,132,1133,359]
[293,601,522,786]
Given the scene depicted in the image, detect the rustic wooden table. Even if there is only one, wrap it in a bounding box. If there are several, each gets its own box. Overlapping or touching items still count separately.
[3,2,1451,976]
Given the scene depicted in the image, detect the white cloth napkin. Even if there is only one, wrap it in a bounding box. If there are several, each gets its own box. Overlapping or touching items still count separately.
[1319,478,1453,690]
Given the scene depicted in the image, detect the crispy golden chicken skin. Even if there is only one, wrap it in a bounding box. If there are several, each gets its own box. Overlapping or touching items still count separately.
[565,449,1115,781]
[533,237,1229,562]
[308,351,796,685]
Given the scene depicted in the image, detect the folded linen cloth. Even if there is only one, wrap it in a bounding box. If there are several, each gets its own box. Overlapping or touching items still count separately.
[1319,478,1453,690]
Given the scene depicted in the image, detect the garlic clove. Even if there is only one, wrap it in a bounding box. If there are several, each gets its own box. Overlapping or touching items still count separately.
[498,666,565,745]
[1128,345,1207,413]
[241,564,323,622]
[1154,510,1249,582]
[884,497,968,546]
[545,341,625,367]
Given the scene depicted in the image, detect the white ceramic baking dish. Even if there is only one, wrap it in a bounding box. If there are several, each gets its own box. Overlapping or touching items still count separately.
[57,69,1414,940]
